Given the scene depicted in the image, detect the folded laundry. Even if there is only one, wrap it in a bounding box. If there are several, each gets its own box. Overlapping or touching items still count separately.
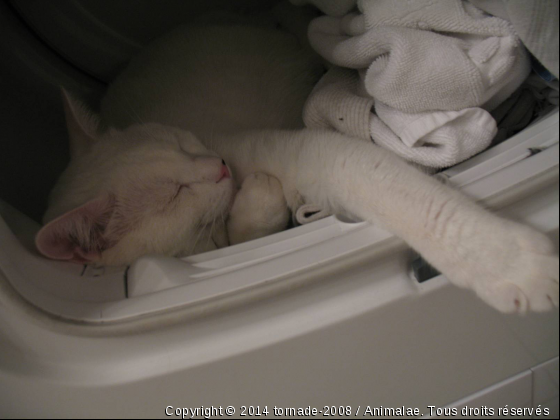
[470,0,559,79]
[371,103,496,168]
[289,0,537,169]
[304,68,497,169]
[308,16,531,113]
[303,67,374,140]
[287,0,555,219]
[357,0,513,36]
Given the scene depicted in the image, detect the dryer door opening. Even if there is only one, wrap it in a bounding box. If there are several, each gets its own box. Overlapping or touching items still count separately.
[0,0,558,324]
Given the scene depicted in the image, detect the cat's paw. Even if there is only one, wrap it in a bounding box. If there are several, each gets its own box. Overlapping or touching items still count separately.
[459,223,559,314]
[227,173,290,245]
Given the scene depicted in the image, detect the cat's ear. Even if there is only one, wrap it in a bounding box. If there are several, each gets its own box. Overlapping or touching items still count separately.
[36,195,117,264]
[61,88,100,159]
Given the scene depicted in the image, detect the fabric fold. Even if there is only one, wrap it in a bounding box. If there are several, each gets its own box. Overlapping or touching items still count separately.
[471,0,559,78]
[308,17,531,113]
[303,67,373,140]
[292,0,535,168]
[304,68,497,169]
[357,0,513,37]
[371,103,497,168]
[294,204,332,225]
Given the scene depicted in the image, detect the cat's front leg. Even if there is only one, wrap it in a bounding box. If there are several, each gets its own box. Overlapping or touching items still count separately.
[290,131,559,314]
[227,173,290,245]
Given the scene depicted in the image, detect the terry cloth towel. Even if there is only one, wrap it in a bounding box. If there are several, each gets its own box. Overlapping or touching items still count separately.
[357,0,514,36]
[303,66,374,140]
[304,68,497,169]
[307,2,531,113]
[470,0,559,78]
[371,103,497,168]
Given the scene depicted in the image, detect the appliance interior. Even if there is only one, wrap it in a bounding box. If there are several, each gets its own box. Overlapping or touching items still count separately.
[0,1,558,417]
[1,0,558,322]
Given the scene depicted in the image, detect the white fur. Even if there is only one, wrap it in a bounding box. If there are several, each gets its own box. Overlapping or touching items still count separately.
[227,173,290,244]
[39,22,559,313]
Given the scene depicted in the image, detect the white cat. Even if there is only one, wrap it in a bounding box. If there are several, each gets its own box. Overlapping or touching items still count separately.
[35,23,559,314]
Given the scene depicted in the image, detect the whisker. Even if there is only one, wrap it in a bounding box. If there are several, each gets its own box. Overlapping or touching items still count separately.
[220,211,228,246]
[189,222,208,256]
[206,216,217,249]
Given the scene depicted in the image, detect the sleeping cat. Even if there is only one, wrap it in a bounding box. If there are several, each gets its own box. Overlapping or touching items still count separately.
[35,22,559,314]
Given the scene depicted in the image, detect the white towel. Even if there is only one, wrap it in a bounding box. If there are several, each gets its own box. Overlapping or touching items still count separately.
[292,0,531,168]
[291,0,557,81]
[471,0,559,78]
[357,0,513,36]
[308,15,531,113]
[303,68,497,169]
[303,67,374,140]
[371,103,497,168]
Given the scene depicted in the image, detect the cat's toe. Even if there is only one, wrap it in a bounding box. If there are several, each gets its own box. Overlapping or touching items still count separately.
[228,172,289,245]
[238,173,286,213]
[475,281,528,314]
[242,173,283,195]
[475,253,559,314]
[513,233,559,312]
[518,276,558,313]
[455,220,559,314]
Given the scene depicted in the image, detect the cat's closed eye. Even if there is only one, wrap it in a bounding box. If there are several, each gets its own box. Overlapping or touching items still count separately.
[177,133,211,156]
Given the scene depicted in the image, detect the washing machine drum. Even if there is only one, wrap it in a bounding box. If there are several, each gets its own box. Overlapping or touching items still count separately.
[11,0,282,81]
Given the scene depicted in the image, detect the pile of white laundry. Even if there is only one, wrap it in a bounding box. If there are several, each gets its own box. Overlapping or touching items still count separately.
[289,0,555,170]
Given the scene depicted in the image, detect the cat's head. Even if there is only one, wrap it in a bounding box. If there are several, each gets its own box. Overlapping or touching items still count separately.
[35,90,236,266]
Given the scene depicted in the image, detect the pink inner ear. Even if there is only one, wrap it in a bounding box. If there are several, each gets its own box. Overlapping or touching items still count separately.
[36,196,116,264]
